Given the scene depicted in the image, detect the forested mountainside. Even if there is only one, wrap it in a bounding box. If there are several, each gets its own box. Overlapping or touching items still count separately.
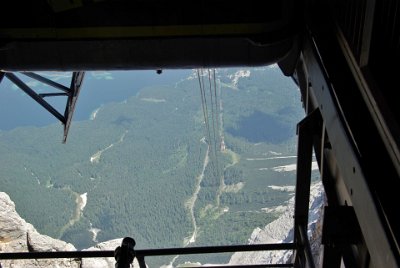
[0,66,305,266]
[0,181,324,268]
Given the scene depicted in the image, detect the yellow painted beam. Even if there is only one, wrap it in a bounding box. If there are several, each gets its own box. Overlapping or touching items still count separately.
[0,23,273,40]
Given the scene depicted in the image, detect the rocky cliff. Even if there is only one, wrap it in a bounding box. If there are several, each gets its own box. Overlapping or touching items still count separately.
[229,181,325,266]
[0,192,79,267]
[1,181,325,268]
[0,192,144,268]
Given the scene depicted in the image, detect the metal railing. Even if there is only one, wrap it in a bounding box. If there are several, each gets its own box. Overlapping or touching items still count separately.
[0,242,296,267]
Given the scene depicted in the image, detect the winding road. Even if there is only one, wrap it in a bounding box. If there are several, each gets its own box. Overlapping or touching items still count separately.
[167,144,209,267]
[185,145,209,246]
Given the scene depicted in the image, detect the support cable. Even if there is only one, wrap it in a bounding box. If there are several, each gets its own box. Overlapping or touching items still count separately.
[207,69,218,162]
[212,69,223,206]
[213,69,220,142]
[197,69,212,149]
[208,69,222,200]
[207,69,217,148]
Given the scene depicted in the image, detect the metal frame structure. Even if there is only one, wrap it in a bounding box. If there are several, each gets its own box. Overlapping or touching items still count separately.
[0,71,85,143]
[294,1,400,266]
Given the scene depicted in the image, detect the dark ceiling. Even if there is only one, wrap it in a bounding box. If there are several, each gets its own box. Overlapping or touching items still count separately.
[0,0,300,71]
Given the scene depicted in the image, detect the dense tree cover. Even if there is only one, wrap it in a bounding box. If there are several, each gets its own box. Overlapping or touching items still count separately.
[0,67,305,266]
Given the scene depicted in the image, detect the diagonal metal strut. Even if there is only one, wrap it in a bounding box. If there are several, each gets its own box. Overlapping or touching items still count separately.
[63,71,85,143]
[4,72,66,124]
[2,71,85,143]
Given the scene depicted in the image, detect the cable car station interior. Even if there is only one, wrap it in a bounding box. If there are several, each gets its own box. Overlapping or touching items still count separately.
[1,0,399,267]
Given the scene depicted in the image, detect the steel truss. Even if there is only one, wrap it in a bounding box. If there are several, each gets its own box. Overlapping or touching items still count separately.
[0,71,85,143]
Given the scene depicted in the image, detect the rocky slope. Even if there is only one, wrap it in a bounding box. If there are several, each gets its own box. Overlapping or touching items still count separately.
[1,181,325,268]
[0,192,78,267]
[229,181,325,266]
[0,192,143,268]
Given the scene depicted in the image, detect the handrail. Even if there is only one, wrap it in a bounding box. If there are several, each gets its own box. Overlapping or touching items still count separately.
[187,264,294,268]
[0,242,295,260]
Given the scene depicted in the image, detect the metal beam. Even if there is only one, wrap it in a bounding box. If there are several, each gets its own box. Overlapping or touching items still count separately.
[39,92,69,98]
[3,71,84,142]
[0,243,296,260]
[293,109,321,268]
[322,206,362,246]
[63,71,85,143]
[21,72,71,93]
[302,30,399,267]
[195,264,294,268]
[321,206,363,268]
[4,73,66,124]
[0,71,4,84]
[294,114,314,226]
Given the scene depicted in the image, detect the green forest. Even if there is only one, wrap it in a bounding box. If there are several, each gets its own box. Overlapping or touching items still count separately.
[0,66,305,266]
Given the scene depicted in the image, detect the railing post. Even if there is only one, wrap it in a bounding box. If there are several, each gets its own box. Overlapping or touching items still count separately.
[114,237,136,268]
[294,109,322,268]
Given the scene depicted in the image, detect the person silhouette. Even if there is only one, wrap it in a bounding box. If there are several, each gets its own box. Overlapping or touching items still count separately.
[114,237,136,268]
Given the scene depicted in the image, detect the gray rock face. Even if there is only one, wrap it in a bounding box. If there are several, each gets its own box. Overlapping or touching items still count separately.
[0,192,143,268]
[229,181,325,266]
[0,192,79,267]
[0,192,35,243]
